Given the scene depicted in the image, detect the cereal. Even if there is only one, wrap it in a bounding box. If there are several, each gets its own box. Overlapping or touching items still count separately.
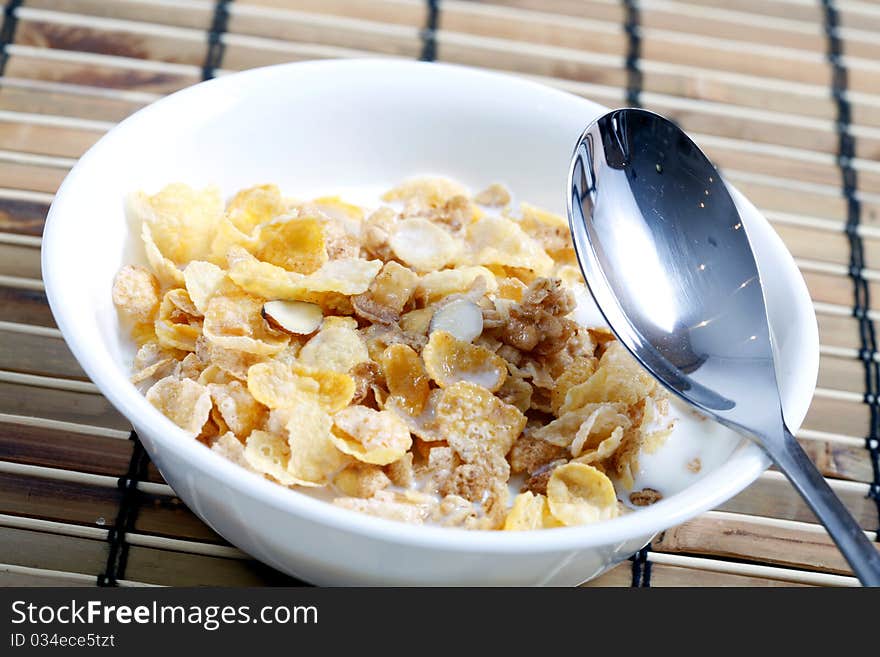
[629,488,663,506]
[207,380,267,438]
[461,215,553,275]
[503,491,548,530]
[381,344,430,415]
[436,381,526,473]
[330,406,412,465]
[227,247,381,300]
[352,261,419,324]
[118,179,674,532]
[155,289,202,351]
[255,217,327,274]
[183,261,229,315]
[474,183,511,208]
[112,265,160,323]
[142,223,185,287]
[422,331,508,392]
[299,316,370,374]
[334,462,392,498]
[226,184,286,234]
[203,293,289,356]
[559,342,656,414]
[417,267,498,303]
[130,184,223,267]
[546,462,619,526]
[145,376,212,437]
[389,217,460,272]
[382,177,467,209]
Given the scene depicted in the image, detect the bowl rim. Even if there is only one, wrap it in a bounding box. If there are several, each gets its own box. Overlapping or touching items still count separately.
[42,58,814,554]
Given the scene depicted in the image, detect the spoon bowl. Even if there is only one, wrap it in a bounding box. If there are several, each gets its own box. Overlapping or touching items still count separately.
[568,108,880,586]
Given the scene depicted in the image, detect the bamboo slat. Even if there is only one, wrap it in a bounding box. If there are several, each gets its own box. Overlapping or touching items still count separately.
[0,0,876,587]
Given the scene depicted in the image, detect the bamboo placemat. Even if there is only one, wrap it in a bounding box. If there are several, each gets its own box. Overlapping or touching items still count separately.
[0,0,878,588]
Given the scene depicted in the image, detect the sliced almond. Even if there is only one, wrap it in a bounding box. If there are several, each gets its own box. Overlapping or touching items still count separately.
[262,300,323,335]
[429,298,484,343]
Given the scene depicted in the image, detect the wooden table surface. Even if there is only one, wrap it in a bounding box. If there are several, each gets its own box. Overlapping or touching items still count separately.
[0,0,878,587]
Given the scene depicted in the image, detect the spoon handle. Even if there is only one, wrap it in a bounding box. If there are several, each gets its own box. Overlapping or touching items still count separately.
[767,425,880,586]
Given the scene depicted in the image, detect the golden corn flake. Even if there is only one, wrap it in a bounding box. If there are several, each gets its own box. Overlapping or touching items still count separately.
[130,184,223,266]
[210,217,259,264]
[155,289,202,351]
[227,247,381,300]
[569,404,631,458]
[461,215,553,276]
[436,381,526,468]
[560,342,656,414]
[145,376,212,437]
[203,293,289,356]
[381,343,430,415]
[142,223,185,287]
[333,462,391,498]
[298,316,369,374]
[112,265,160,323]
[384,389,444,442]
[474,183,511,207]
[550,356,596,414]
[546,462,619,526]
[382,177,468,208]
[207,380,267,438]
[254,217,327,274]
[422,330,507,392]
[417,266,498,303]
[334,490,434,524]
[503,491,547,531]
[247,360,317,409]
[183,261,229,315]
[211,432,252,470]
[389,217,460,272]
[399,307,435,335]
[330,406,412,465]
[356,261,419,318]
[290,363,355,413]
[226,184,285,234]
[244,430,304,487]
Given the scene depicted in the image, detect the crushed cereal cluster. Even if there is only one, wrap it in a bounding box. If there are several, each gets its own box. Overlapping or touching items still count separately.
[113,178,674,531]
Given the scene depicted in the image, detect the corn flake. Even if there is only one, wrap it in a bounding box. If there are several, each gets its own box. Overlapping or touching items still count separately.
[112,265,160,323]
[130,184,223,266]
[145,376,212,437]
[203,293,289,356]
[381,343,430,415]
[422,330,507,392]
[298,316,369,374]
[389,217,460,272]
[226,184,285,234]
[255,217,327,274]
[330,406,412,465]
[460,215,553,275]
[546,462,619,526]
[184,261,230,315]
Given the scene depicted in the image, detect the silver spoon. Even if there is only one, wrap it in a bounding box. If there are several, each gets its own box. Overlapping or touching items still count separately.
[567,108,880,586]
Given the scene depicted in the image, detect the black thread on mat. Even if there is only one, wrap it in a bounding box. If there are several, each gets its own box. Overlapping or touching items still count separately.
[0,0,22,78]
[97,431,150,586]
[202,0,232,81]
[420,0,439,62]
[622,0,641,108]
[821,0,880,533]
[630,547,651,587]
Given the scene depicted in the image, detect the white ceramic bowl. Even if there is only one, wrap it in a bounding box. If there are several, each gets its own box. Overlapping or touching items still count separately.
[42,60,819,586]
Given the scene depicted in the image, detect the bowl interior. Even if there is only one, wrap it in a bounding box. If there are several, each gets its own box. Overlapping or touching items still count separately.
[42,60,818,551]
